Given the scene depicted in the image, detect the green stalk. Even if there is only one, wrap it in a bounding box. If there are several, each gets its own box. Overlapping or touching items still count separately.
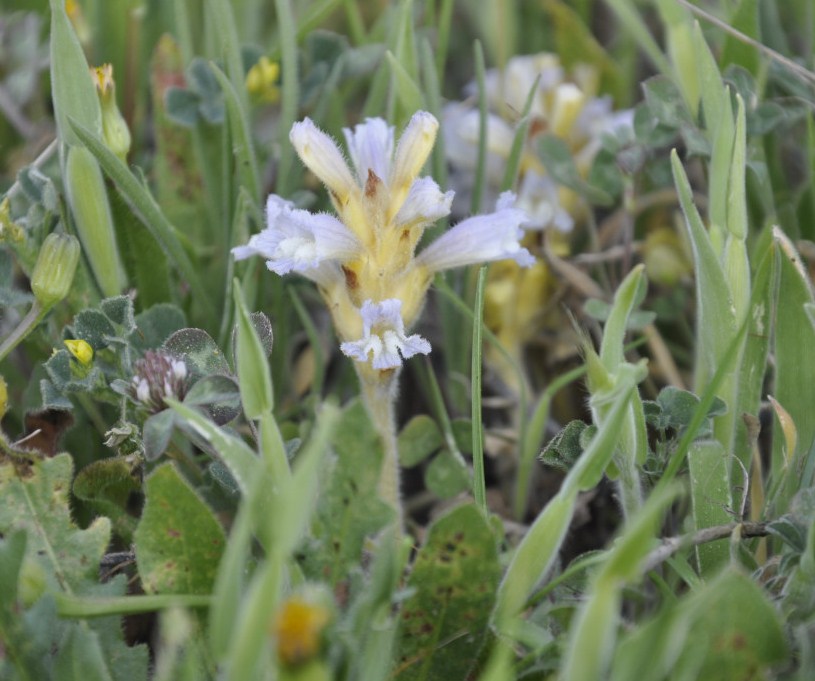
[471,267,487,515]
[359,370,403,532]
[0,302,46,363]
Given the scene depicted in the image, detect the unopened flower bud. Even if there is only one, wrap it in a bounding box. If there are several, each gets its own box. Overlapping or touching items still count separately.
[30,232,80,310]
[91,64,131,162]
[64,339,94,367]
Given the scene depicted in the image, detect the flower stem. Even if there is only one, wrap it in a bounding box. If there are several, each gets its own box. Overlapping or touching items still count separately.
[0,301,46,363]
[359,369,403,533]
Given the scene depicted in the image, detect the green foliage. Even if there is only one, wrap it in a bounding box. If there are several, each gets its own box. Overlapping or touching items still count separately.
[395,504,500,680]
[135,463,226,595]
[3,0,815,678]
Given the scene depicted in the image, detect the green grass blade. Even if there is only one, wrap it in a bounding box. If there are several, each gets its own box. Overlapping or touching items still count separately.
[471,267,487,515]
[210,63,261,202]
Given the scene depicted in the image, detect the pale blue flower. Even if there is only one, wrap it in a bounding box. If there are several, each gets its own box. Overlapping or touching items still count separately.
[231,195,359,282]
[340,299,431,370]
[417,192,534,271]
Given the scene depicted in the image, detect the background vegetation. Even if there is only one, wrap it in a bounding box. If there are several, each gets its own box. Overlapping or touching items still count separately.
[2,0,815,679]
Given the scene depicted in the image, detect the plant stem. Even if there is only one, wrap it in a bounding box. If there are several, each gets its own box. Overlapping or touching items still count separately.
[0,301,46,363]
[359,369,403,532]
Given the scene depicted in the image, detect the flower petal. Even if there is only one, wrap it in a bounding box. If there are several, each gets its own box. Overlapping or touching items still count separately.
[390,111,439,193]
[417,192,535,271]
[343,118,394,185]
[290,118,357,200]
[231,195,361,275]
[340,298,431,369]
[393,177,454,228]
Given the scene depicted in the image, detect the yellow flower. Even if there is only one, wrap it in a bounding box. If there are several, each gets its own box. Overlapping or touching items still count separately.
[246,57,280,104]
[273,595,331,667]
[64,339,94,367]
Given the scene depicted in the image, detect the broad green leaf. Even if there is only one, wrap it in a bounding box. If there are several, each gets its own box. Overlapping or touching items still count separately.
[0,454,110,594]
[398,415,443,468]
[54,625,114,681]
[688,440,733,574]
[772,228,815,511]
[677,569,787,679]
[395,504,500,681]
[694,21,726,131]
[129,303,186,353]
[425,449,470,499]
[163,328,230,383]
[720,0,761,76]
[731,236,776,472]
[134,463,225,595]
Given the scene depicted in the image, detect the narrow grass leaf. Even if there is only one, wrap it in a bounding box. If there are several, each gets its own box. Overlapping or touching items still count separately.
[274,0,300,197]
[494,386,633,626]
[599,264,646,373]
[471,267,487,514]
[167,398,260,495]
[232,279,273,418]
[671,150,736,390]
[210,63,261,201]
[562,483,679,681]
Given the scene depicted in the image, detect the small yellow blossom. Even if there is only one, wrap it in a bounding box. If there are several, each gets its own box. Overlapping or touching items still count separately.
[64,339,94,367]
[246,57,280,104]
[0,197,24,244]
[273,595,331,667]
[91,64,131,161]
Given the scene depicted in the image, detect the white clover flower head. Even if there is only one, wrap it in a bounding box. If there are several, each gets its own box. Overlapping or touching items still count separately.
[130,350,189,413]
[340,299,430,371]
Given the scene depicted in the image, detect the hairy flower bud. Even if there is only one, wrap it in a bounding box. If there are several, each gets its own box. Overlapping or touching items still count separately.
[30,232,80,310]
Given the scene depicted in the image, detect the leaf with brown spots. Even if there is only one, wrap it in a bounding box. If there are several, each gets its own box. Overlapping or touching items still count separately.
[395,504,500,681]
[134,463,225,595]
